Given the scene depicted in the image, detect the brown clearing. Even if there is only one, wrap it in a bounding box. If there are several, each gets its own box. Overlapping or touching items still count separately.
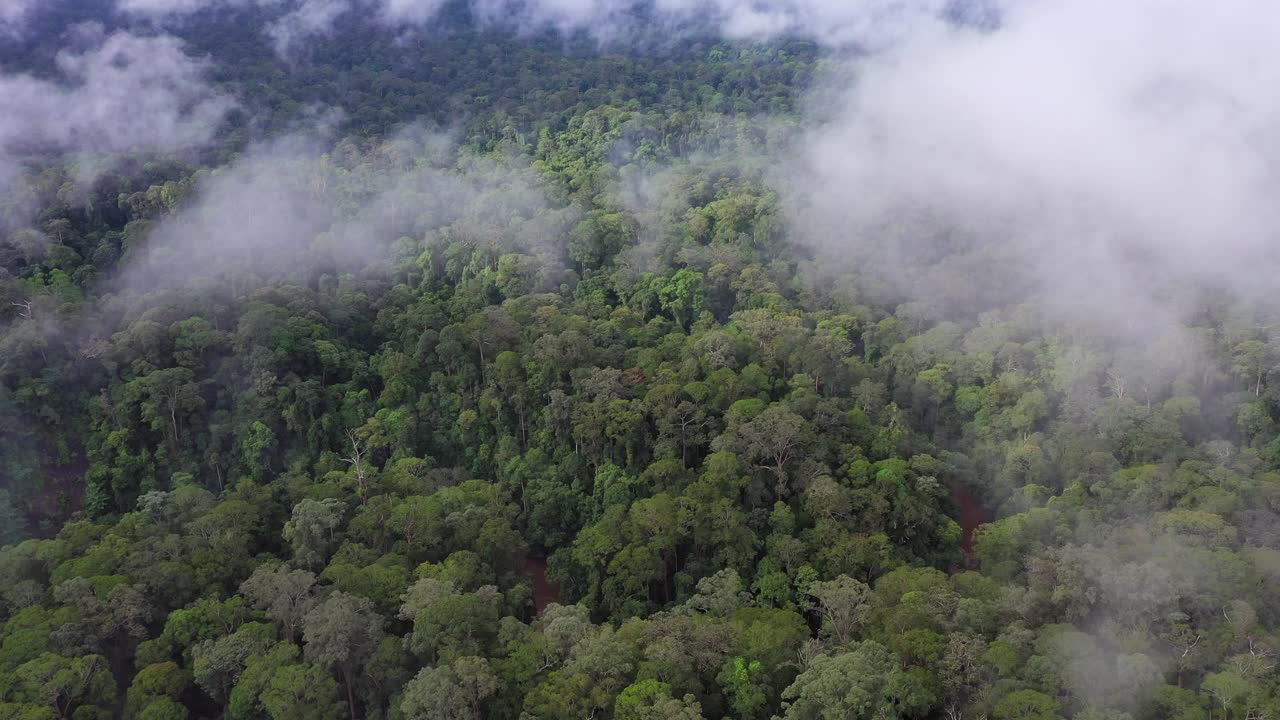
[948,478,992,568]
[521,556,562,614]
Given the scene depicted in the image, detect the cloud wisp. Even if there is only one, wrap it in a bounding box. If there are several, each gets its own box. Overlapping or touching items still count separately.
[117,126,577,293]
[114,0,956,52]
[0,0,38,36]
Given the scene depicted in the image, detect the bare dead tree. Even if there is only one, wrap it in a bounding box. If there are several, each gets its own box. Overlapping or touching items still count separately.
[1105,368,1127,399]
[10,299,33,321]
[343,430,369,505]
[79,336,109,361]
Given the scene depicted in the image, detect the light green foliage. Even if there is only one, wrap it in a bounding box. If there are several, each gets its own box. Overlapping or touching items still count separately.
[262,664,344,720]
[614,679,705,720]
[302,591,384,716]
[8,653,116,719]
[994,690,1061,720]
[192,622,275,705]
[125,662,191,719]
[681,569,751,617]
[401,657,500,720]
[718,657,769,720]
[807,575,871,647]
[284,499,348,570]
[239,563,318,643]
[400,578,502,661]
[780,642,896,720]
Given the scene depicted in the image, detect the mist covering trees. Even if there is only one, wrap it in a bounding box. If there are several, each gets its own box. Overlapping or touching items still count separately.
[2,3,1280,720]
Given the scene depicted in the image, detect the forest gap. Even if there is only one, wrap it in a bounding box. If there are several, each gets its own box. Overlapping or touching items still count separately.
[520,556,561,614]
[948,478,991,568]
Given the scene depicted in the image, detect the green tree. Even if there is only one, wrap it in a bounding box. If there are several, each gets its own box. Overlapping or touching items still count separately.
[125,662,191,719]
[614,679,705,720]
[284,499,347,570]
[239,563,318,643]
[261,662,344,720]
[302,592,384,720]
[808,575,871,647]
[780,642,896,720]
[994,690,1060,720]
[659,269,705,331]
[9,652,117,719]
[400,656,500,720]
[124,367,204,448]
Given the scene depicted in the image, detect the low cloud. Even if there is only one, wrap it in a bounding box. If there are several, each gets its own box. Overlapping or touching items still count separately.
[114,0,955,51]
[784,0,1280,328]
[115,0,242,15]
[117,0,350,55]
[267,0,352,54]
[0,26,234,188]
[118,0,371,54]
[379,0,449,26]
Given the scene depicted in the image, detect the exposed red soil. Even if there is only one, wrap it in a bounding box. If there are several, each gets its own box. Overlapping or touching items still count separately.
[948,478,992,568]
[521,556,562,614]
[20,441,87,538]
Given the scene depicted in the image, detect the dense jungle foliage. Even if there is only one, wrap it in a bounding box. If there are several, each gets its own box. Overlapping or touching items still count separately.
[1,5,1279,720]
